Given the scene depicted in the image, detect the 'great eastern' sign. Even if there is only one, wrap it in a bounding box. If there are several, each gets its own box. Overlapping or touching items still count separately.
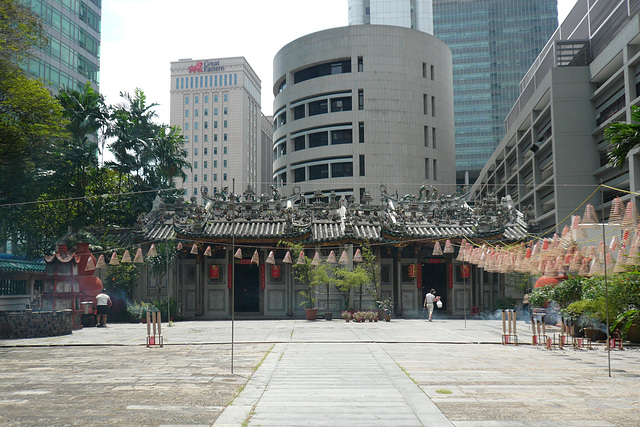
[188,60,225,73]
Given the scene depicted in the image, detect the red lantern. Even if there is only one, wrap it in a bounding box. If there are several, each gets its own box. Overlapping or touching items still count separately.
[271,265,281,279]
[408,264,418,278]
[209,265,219,279]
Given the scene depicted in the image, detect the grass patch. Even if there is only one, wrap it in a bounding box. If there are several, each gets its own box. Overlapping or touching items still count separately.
[397,363,417,385]
[436,388,453,394]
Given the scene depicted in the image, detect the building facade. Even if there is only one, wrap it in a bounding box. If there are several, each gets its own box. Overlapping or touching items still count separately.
[348,0,433,34]
[170,57,271,204]
[21,0,101,92]
[272,25,455,202]
[470,0,640,234]
[432,0,557,186]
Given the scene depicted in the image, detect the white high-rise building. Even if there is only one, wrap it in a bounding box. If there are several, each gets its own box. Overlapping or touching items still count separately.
[348,0,433,34]
[170,57,272,203]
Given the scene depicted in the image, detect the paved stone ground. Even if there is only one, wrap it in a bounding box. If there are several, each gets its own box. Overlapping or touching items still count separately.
[1,319,639,426]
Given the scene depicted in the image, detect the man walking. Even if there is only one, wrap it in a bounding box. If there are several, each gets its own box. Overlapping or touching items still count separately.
[95,289,112,327]
[423,288,441,322]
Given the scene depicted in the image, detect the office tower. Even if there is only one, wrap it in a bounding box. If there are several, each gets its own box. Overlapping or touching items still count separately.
[170,57,271,204]
[21,0,101,92]
[433,0,557,186]
[471,0,640,234]
[272,25,455,202]
[348,0,433,34]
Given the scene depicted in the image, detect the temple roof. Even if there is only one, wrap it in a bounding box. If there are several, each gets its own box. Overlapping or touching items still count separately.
[136,185,535,247]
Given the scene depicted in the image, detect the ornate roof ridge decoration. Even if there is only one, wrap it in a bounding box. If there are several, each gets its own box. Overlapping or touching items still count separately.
[138,184,533,244]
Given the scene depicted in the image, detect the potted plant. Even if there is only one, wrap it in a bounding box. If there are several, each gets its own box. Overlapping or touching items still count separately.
[376,298,393,322]
[612,309,640,343]
[341,311,352,322]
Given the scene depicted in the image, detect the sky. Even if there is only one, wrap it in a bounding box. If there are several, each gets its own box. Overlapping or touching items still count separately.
[100,0,579,125]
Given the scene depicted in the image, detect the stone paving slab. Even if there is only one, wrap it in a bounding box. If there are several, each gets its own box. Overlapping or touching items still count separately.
[1,319,638,426]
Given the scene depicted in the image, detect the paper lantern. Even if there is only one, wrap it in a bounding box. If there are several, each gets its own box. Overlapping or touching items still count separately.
[326,250,337,264]
[266,251,276,264]
[283,251,292,264]
[190,243,199,255]
[296,251,305,265]
[109,251,120,266]
[133,248,144,263]
[121,250,132,263]
[234,248,243,259]
[432,241,443,256]
[176,242,183,250]
[251,250,259,265]
[203,246,212,257]
[443,239,454,254]
[338,250,349,265]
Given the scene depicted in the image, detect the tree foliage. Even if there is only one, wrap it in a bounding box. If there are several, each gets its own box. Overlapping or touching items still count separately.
[605,105,640,169]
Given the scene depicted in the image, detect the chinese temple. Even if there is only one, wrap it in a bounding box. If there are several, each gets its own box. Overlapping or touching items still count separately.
[125,184,535,319]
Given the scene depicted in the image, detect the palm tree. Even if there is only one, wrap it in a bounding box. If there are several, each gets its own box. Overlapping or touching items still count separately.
[605,106,640,169]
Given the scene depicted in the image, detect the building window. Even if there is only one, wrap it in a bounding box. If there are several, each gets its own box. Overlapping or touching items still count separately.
[423,94,428,115]
[359,122,364,143]
[214,107,218,115]
[214,147,218,155]
[194,174,198,182]
[195,96,199,103]
[358,56,363,72]
[431,96,436,117]
[223,173,227,180]
[194,161,198,169]
[214,173,217,181]
[425,158,430,179]
[205,95,208,103]
[331,129,352,145]
[185,97,189,104]
[294,135,305,151]
[308,131,328,148]
[185,123,189,130]
[433,159,437,180]
[194,135,198,143]
[293,104,305,120]
[424,126,429,147]
[204,134,208,142]
[308,164,328,180]
[204,147,208,155]
[359,155,365,176]
[422,62,427,78]
[293,59,351,84]
[358,90,364,110]
[309,100,328,116]
[330,97,352,112]
[224,120,227,128]
[204,108,208,116]
[204,174,207,181]
[194,187,197,195]
[194,122,198,129]
[224,107,228,114]
[204,121,208,129]
[214,134,218,141]
[185,110,189,117]
[331,162,353,178]
[214,160,217,168]
[432,127,436,149]
[223,147,227,154]
[430,65,435,80]
[294,167,305,182]
[223,160,227,167]
[224,94,228,102]
[214,121,218,128]
[194,148,198,156]
[215,94,218,102]
[204,161,207,168]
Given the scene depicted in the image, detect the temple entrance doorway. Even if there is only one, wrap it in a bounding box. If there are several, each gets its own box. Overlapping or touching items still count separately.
[234,264,260,313]
[422,262,448,311]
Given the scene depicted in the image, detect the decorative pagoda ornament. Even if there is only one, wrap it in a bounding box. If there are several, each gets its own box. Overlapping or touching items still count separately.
[147,244,158,257]
[177,242,183,251]
[443,239,454,254]
[283,251,292,264]
[84,256,96,272]
[338,250,349,265]
[432,241,443,256]
[190,243,199,255]
[234,248,243,259]
[266,251,276,265]
[581,204,599,228]
[251,250,259,265]
[133,248,144,263]
[121,250,132,263]
[326,250,337,264]
[109,251,120,266]
[608,196,625,224]
[614,249,627,273]
[296,251,305,265]
[203,246,212,257]
[311,252,321,266]
[353,248,363,263]
[95,254,107,269]
[622,200,638,228]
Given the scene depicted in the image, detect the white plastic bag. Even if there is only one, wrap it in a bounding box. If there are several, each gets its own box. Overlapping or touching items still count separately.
[436,300,443,309]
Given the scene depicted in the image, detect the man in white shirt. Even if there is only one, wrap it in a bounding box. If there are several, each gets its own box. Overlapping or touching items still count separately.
[95,290,112,327]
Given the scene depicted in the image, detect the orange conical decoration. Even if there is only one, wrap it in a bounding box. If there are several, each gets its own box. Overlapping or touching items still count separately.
[622,200,638,228]
[581,204,599,228]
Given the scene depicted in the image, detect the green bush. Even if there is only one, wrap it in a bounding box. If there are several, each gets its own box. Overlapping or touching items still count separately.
[152,298,181,321]
[492,297,516,310]
[126,300,154,323]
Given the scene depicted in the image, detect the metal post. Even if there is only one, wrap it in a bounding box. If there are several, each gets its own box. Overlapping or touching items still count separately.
[231,178,236,374]
[601,184,611,377]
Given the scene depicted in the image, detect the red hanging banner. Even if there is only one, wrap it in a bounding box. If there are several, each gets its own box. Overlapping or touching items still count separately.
[227,264,233,289]
[461,264,470,278]
[448,263,454,288]
[209,265,219,279]
[260,264,266,289]
[417,263,423,288]
[271,265,281,279]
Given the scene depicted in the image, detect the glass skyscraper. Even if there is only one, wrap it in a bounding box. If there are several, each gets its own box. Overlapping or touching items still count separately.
[433,0,557,186]
[20,0,101,92]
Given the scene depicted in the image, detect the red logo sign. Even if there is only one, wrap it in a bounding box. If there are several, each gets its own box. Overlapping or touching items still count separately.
[188,61,203,73]
[209,265,219,279]
[461,264,470,278]
[271,265,281,279]
[408,264,418,278]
